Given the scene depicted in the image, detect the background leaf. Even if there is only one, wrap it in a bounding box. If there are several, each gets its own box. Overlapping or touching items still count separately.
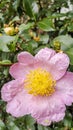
[38,18,55,31]
[23,0,35,18]
[0,36,16,52]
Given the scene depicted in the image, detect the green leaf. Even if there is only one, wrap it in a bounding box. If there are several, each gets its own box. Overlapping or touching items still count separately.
[38,124,51,130]
[54,128,65,130]
[23,0,34,18]
[53,35,73,65]
[38,18,55,32]
[0,13,3,19]
[8,35,18,52]
[0,35,16,52]
[53,35,73,51]
[11,16,20,23]
[13,0,20,11]
[0,120,5,130]
[19,23,34,32]
[63,112,72,128]
[65,48,73,65]
[67,22,73,32]
[27,125,35,130]
[48,13,66,19]
[0,60,12,65]
[25,115,36,127]
[7,122,20,130]
[32,2,39,14]
[27,40,38,49]
[40,34,49,44]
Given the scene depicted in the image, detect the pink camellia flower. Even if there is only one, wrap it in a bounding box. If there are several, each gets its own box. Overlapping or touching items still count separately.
[1,47,73,126]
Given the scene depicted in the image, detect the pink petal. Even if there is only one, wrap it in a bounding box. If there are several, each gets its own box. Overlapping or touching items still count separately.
[6,90,32,117]
[28,93,65,120]
[35,47,56,62]
[9,61,50,79]
[9,63,34,79]
[1,78,24,102]
[5,87,66,124]
[56,71,73,106]
[48,112,65,122]
[37,116,51,126]
[35,48,69,80]
[37,112,65,126]
[17,52,34,65]
[49,52,69,80]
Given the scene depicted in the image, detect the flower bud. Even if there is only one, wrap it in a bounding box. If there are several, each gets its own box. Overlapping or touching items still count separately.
[9,21,12,26]
[33,36,40,41]
[29,31,34,37]
[15,27,19,33]
[0,33,2,36]
[53,40,61,52]
[4,24,9,28]
[4,27,15,36]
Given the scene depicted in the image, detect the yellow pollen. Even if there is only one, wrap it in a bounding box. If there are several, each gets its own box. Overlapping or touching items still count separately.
[25,68,56,96]
[44,119,51,123]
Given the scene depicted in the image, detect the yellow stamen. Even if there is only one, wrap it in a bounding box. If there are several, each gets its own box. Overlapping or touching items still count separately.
[44,119,51,124]
[25,68,56,96]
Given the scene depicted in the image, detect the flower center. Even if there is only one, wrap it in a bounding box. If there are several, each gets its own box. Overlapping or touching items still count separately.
[25,68,56,96]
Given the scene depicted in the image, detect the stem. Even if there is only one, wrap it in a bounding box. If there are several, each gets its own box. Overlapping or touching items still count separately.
[64,127,69,130]
[0,63,13,66]
[34,122,38,130]
[38,0,42,9]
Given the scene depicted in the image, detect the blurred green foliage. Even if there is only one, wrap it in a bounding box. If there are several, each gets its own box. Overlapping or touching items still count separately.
[0,0,73,129]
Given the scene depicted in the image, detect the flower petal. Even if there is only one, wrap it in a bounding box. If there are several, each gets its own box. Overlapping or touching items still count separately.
[17,52,34,65]
[37,116,51,126]
[36,112,65,126]
[35,47,56,62]
[9,63,33,79]
[1,78,24,102]
[28,93,65,120]
[48,112,65,122]
[57,71,73,106]
[6,90,32,117]
[49,52,69,80]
